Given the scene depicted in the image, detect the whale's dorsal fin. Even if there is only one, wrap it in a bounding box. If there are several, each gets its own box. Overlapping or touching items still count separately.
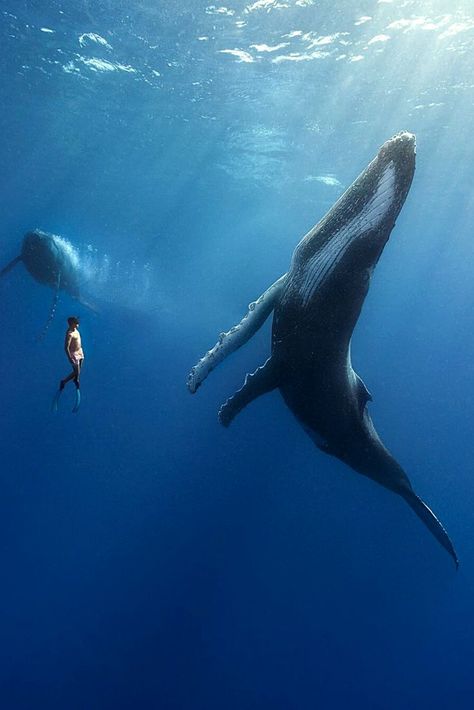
[0,255,22,278]
[355,372,372,414]
[218,357,281,427]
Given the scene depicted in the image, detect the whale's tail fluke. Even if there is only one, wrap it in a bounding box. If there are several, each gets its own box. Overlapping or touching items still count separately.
[401,489,459,568]
[0,255,22,279]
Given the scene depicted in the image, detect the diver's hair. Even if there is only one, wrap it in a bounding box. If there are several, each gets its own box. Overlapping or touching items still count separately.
[67,316,80,326]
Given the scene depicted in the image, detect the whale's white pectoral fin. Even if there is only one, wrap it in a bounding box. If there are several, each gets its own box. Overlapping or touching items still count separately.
[218,357,280,427]
[187,274,287,394]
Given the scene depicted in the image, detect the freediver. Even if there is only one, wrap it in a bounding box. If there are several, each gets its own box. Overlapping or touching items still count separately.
[52,316,84,413]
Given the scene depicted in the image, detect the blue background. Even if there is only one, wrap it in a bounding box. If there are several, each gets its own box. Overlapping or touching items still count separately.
[1,1,474,707]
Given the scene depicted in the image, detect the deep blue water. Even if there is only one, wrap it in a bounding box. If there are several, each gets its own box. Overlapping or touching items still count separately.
[1,1,474,708]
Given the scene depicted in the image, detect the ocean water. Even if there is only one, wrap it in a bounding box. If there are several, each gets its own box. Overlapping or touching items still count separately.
[1,1,474,708]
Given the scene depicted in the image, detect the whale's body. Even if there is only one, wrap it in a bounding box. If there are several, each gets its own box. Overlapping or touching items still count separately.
[188,132,458,567]
[1,229,96,336]
[20,230,83,299]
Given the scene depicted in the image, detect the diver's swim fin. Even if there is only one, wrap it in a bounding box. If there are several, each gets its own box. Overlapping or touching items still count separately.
[72,388,81,413]
[52,388,63,412]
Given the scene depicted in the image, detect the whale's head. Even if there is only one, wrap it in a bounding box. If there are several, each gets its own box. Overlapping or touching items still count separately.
[287,132,416,313]
[21,229,64,287]
[21,229,79,290]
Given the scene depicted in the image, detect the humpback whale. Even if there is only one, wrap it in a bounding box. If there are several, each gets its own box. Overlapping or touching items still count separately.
[187,132,458,567]
[0,229,96,337]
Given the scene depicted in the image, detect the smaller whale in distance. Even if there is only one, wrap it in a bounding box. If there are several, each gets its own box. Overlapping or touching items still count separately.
[187,132,458,568]
[1,229,97,337]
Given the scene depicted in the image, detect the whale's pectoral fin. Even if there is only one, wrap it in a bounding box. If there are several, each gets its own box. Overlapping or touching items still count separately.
[187,274,287,394]
[77,295,99,313]
[0,255,22,278]
[401,488,459,568]
[218,357,281,427]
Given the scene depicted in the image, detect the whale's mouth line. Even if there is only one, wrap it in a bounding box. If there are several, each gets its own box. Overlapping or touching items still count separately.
[296,160,397,307]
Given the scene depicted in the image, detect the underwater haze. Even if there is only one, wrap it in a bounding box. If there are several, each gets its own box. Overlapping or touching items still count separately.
[1,0,474,707]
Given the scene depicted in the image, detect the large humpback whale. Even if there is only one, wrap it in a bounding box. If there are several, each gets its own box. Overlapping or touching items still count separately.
[0,229,96,336]
[187,132,458,567]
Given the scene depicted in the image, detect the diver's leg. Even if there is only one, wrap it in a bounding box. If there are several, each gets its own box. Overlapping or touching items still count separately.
[74,359,83,388]
[72,360,82,413]
[60,369,75,388]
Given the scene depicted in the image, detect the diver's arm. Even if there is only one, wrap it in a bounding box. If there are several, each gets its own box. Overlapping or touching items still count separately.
[64,333,74,363]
